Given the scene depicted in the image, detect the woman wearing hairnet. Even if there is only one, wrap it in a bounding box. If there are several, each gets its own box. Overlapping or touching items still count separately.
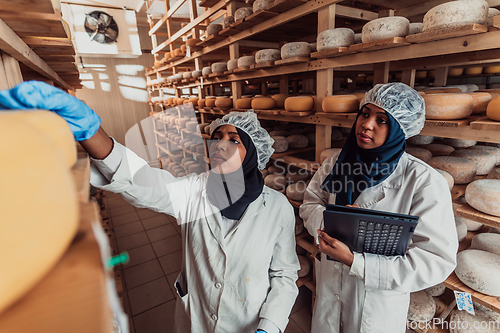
[300,83,458,333]
[0,81,299,333]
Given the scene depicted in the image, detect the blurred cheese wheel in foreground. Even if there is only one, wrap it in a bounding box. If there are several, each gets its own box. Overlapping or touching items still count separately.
[235,98,252,109]
[284,96,314,112]
[423,94,473,120]
[1,110,76,168]
[0,117,78,314]
[252,97,275,110]
[322,95,358,113]
[486,96,500,121]
[271,94,289,108]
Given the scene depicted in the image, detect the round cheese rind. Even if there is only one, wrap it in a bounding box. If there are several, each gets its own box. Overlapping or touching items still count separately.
[322,95,359,113]
[235,98,253,109]
[281,42,311,59]
[465,179,500,216]
[255,49,281,63]
[192,70,202,78]
[469,145,500,165]
[407,291,436,323]
[287,134,308,149]
[271,94,289,108]
[253,0,273,12]
[206,99,216,107]
[211,62,227,73]
[425,284,446,297]
[268,165,285,174]
[448,67,464,76]
[198,99,206,107]
[215,97,232,108]
[409,22,423,35]
[467,92,492,114]
[202,66,212,75]
[449,308,499,333]
[264,174,287,191]
[252,97,276,110]
[450,149,496,175]
[428,156,477,184]
[284,96,315,112]
[317,28,355,51]
[461,215,483,231]
[0,118,78,314]
[223,16,234,29]
[234,7,253,21]
[471,233,500,256]
[271,136,288,153]
[295,216,304,235]
[207,23,222,35]
[488,166,500,179]
[286,172,310,183]
[286,182,308,201]
[456,249,500,296]
[435,169,454,190]
[407,135,434,145]
[238,55,255,68]
[464,67,483,75]
[442,138,477,148]
[362,16,410,43]
[407,147,433,162]
[455,216,468,242]
[183,72,192,79]
[227,59,238,71]
[421,143,455,156]
[186,38,200,48]
[423,94,474,120]
[486,95,500,121]
[423,0,488,31]
[297,255,311,277]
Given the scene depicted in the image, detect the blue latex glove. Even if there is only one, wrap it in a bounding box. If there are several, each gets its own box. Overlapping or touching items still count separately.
[0,81,101,141]
[255,331,267,333]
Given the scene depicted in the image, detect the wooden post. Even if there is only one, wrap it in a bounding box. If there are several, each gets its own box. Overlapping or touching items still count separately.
[261,81,267,96]
[279,75,288,94]
[401,69,416,87]
[165,0,176,55]
[434,66,449,87]
[0,51,23,88]
[373,62,390,85]
[227,1,241,104]
[378,9,394,17]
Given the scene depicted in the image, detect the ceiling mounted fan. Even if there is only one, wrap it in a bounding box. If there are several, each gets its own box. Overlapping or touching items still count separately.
[84,10,119,44]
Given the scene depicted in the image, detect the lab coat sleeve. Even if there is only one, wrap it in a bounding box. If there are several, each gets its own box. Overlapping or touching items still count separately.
[90,138,192,218]
[360,175,458,292]
[259,198,300,332]
[299,154,337,243]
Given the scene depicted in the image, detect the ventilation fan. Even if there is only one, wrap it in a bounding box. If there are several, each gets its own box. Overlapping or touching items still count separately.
[84,11,119,44]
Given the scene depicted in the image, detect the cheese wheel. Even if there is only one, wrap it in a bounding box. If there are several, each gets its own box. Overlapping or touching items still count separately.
[185,121,199,132]
[268,165,285,174]
[255,49,280,64]
[450,149,496,175]
[407,291,436,323]
[465,179,500,216]
[198,99,206,107]
[471,233,500,256]
[215,97,232,108]
[488,166,500,179]
[425,284,446,297]
[297,255,311,277]
[484,65,500,74]
[181,45,187,53]
[284,96,314,112]
[456,249,500,296]
[196,145,206,155]
[455,216,468,242]
[183,72,192,79]
[423,0,488,31]
[271,94,289,108]
[286,182,308,201]
[227,59,238,71]
[362,16,410,43]
[287,134,308,149]
[409,22,423,35]
[281,42,311,60]
[423,93,473,120]
[206,99,216,107]
[253,0,273,12]
[186,38,200,48]
[415,71,427,79]
[272,136,288,153]
[428,156,477,184]
[177,98,187,105]
[252,97,276,110]
[222,16,234,29]
[464,67,483,75]
[234,7,253,21]
[448,67,464,76]
[167,97,175,105]
[264,174,287,191]
[286,172,310,183]
[421,143,455,156]
[202,66,212,75]
[487,8,500,26]
[322,95,358,113]
[450,307,499,333]
[235,98,253,109]
[295,216,304,235]
[238,55,255,68]
[435,169,454,190]
[460,215,484,231]
[0,118,78,314]
[407,147,433,162]
[269,130,289,137]
[407,135,434,145]
[261,169,270,179]
[188,97,199,105]
[467,92,492,114]
[211,62,227,73]
[317,28,355,51]
[442,138,477,148]
[321,148,341,164]
[486,95,500,121]
[207,23,222,35]
[192,70,202,78]
[174,48,183,57]
[309,42,317,52]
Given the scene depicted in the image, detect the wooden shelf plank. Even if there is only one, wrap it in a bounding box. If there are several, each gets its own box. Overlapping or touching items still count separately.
[280,110,315,117]
[296,274,313,288]
[244,10,278,24]
[455,203,500,229]
[406,24,488,44]
[218,25,242,37]
[311,47,352,59]
[296,237,318,254]
[275,56,310,66]
[451,184,467,200]
[470,116,500,131]
[315,112,357,120]
[233,66,253,74]
[251,61,275,69]
[253,109,282,115]
[349,37,410,52]
[424,115,485,128]
[0,10,67,38]
[267,0,308,13]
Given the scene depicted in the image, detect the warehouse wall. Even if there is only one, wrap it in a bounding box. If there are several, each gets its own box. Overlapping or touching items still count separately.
[75,26,154,145]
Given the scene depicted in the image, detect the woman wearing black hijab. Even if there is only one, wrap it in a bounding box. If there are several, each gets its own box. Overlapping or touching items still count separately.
[300,83,458,333]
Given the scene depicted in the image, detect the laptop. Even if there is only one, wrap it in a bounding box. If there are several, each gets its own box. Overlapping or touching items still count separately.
[322,204,419,260]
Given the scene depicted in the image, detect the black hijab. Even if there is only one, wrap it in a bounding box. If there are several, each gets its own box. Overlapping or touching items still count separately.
[320,108,406,206]
[206,126,264,220]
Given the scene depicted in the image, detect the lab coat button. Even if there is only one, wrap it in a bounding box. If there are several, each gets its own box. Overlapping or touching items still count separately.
[211,314,217,321]
[335,264,340,269]
[215,282,222,289]
[335,294,340,300]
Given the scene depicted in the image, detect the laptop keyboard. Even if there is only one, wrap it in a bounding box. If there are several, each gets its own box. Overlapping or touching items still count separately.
[356,220,404,256]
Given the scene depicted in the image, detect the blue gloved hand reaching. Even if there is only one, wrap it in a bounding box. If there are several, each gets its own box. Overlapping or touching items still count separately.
[0,81,101,141]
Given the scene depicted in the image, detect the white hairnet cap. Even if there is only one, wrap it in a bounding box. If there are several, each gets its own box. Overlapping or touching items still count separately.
[209,111,274,170]
[360,83,425,139]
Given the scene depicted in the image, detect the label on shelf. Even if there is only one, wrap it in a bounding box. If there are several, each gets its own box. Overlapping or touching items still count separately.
[454,291,475,315]
[187,46,191,58]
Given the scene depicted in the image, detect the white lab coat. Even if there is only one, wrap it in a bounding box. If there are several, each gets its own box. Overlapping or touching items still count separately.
[299,151,458,333]
[90,141,299,333]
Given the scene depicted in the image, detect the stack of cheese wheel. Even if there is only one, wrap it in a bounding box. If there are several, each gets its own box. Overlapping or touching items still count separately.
[486,95,500,121]
[322,95,358,113]
[284,96,315,112]
[471,233,500,256]
[0,111,79,315]
[286,181,308,201]
[264,174,287,192]
[450,149,496,175]
[441,138,476,148]
[465,179,500,216]
[252,97,275,110]
[255,49,281,64]
[407,135,434,145]
[428,156,477,184]
[316,28,355,51]
[407,291,436,324]
[423,0,488,31]
[281,42,311,60]
[271,136,288,153]
[423,93,474,120]
[362,16,409,43]
[287,134,308,149]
